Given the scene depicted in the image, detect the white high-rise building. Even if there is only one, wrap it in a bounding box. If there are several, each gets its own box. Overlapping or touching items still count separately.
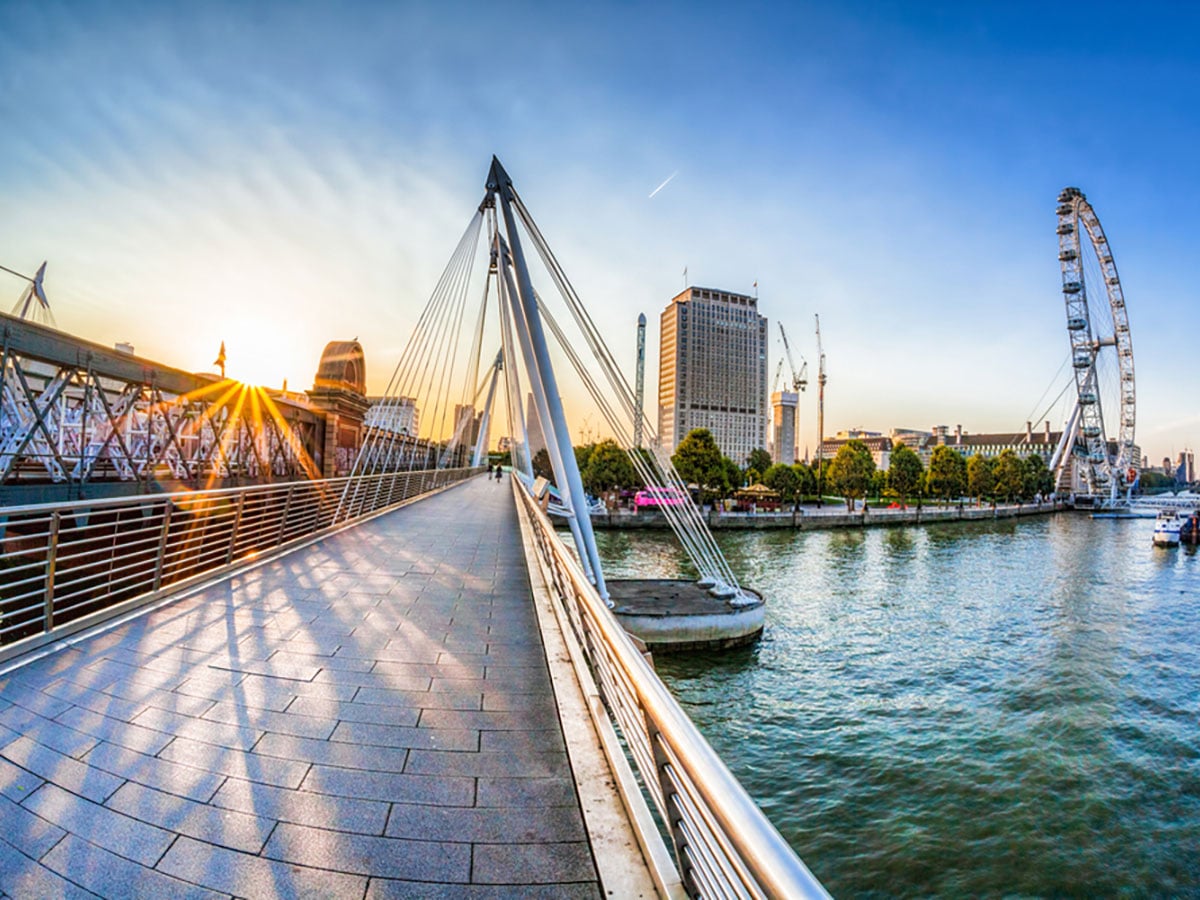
[658,286,768,464]
[771,390,798,465]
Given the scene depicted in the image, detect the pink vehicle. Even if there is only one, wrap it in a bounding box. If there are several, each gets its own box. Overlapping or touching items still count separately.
[634,486,687,508]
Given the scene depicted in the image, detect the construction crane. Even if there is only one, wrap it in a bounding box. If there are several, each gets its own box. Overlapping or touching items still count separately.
[779,323,808,393]
[815,314,827,505]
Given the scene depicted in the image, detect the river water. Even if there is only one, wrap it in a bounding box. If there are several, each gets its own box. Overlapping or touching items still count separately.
[591,514,1200,897]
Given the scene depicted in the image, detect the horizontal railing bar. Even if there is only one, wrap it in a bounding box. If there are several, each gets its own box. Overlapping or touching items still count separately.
[1,467,482,659]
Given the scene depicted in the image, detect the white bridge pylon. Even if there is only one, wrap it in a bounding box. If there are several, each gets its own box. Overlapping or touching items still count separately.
[347,157,753,607]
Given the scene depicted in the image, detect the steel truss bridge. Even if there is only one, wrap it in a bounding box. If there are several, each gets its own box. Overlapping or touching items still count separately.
[0,312,323,505]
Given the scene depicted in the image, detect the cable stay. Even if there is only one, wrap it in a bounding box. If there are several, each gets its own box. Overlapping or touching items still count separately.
[340,157,757,611]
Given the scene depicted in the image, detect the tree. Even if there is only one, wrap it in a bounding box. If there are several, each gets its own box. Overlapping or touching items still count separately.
[993,449,1026,502]
[763,463,801,505]
[530,447,555,484]
[1023,453,1054,500]
[812,456,833,505]
[723,456,744,492]
[1139,470,1174,492]
[574,442,596,475]
[967,454,994,506]
[926,445,966,506]
[828,439,875,511]
[869,470,886,501]
[672,429,728,502]
[582,439,636,495]
[747,448,773,476]
[792,462,817,501]
[626,447,653,489]
[887,442,924,508]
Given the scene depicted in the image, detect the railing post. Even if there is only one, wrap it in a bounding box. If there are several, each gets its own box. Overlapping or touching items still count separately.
[153,500,173,591]
[226,492,246,565]
[276,483,296,547]
[44,511,61,632]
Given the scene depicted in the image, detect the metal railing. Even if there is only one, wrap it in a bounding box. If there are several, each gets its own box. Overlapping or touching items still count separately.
[0,467,482,656]
[514,482,829,899]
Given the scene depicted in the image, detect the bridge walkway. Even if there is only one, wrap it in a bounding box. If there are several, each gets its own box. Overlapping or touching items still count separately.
[0,475,641,898]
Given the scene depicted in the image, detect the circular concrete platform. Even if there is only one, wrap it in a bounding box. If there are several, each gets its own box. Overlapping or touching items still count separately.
[607,579,764,653]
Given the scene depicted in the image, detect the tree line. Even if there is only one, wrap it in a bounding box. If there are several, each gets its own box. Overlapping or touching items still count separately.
[525,429,1058,509]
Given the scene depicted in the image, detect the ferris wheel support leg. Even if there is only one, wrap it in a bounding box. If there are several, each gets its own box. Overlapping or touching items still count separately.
[1050,402,1081,482]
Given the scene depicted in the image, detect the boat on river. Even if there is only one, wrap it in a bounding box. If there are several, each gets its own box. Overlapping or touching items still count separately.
[1153,510,1184,546]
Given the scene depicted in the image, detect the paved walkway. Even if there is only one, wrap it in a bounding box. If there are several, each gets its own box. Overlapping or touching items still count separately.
[0,476,603,898]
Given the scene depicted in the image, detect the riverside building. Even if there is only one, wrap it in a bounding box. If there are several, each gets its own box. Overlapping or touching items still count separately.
[771,389,799,465]
[658,286,768,464]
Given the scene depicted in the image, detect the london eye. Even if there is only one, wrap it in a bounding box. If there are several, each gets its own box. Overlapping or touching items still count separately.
[1055,187,1136,503]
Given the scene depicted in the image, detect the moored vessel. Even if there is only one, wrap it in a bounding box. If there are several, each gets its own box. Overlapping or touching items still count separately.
[1152,509,1183,547]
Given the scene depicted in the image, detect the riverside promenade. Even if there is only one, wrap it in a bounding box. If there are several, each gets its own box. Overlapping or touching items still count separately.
[0,476,649,897]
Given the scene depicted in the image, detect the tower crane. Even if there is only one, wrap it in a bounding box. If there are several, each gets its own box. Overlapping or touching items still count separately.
[778,323,808,392]
[815,314,827,505]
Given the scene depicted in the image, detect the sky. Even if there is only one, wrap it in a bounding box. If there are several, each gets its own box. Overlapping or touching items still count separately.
[0,0,1196,465]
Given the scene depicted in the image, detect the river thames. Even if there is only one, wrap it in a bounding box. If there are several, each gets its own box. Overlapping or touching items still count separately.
[593,513,1199,896]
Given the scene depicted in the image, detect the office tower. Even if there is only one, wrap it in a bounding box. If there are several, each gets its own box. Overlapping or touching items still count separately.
[658,286,768,464]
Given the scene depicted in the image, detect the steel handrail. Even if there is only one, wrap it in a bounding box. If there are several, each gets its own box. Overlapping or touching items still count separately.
[0,467,482,655]
[513,482,829,899]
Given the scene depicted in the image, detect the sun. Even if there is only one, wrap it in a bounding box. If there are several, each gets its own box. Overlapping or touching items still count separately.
[201,327,316,393]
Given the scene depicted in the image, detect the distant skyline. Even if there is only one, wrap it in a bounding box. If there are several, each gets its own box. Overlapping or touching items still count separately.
[0,1,1196,464]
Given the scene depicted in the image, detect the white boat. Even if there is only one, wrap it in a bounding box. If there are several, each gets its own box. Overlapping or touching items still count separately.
[1152,510,1182,547]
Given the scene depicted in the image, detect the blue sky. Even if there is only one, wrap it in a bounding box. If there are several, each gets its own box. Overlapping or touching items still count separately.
[0,1,1195,463]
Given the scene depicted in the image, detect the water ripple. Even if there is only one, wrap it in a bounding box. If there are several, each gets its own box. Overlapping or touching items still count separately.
[596,515,1200,896]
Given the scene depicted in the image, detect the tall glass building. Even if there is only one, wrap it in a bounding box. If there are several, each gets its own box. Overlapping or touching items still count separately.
[657,286,768,465]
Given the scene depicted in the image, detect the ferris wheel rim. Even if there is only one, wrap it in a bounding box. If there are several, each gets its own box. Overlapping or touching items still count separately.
[1056,186,1136,495]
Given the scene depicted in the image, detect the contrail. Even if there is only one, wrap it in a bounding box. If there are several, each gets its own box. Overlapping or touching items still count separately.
[648,170,678,199]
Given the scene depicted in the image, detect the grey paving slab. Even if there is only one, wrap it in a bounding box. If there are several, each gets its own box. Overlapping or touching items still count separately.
[0,838,98,900]
[262,822,471,881]
[0,681,74,720]
[0,754,45,802]
[0,476,601,896]
[330,719,479,751]
[300,765,474,805]
[80,740,226,802]
[0,737,124,804]
[473,841,597,885]
[22,783,173,867]
[286,695,422,726]
[0,705,99,760]
[198,700,338,740]
[405,748,570,778]
[106,781,274,853]
[157,734,311,789]
[210,777,390,835]
[0,791,68,858]
[41,834,229,900]
[366,880,599,899]
[54,706,174,756]
[157,835,368,899]
[252,731,410,773]
[130,706,264,751]
[383,802,587,843]
[351,685,483,710]
[476,776,580,809]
